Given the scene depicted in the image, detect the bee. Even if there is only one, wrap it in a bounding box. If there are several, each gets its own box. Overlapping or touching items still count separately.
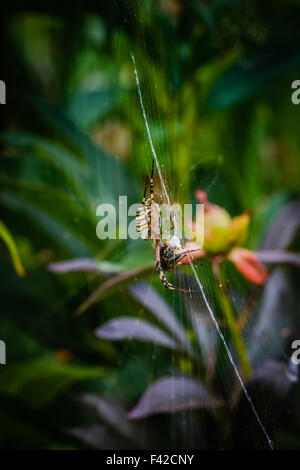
[136,160,197,293]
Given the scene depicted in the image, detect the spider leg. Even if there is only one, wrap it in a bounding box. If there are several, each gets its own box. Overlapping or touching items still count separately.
[175,248,204,266]
[142,176,149,204]
[136,175,151,239]
[150,158,155,203]
[149,159,155,239]
[160,216,172,241]
[174,253,188,265]
[155,241,191,293]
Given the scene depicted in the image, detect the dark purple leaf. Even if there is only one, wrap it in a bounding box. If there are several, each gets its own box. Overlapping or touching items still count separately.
[48,258,101,273]
[128,376,221,419]
[129,282,194,356]
[68,424,136,450]
[255,250,300,268]
[252,359,298,390]
[232,359,298,449]
[79,394,138,441]
[185,296,217,359]
[95,317,178,350]
[248,270,294,366]
[262,199,300,250]
[74,265,154,316]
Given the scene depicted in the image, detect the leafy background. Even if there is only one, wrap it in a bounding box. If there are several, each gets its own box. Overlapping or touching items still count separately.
[0,0,300,450]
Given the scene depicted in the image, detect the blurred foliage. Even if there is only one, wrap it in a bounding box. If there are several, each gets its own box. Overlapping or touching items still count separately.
[0,0,300,450]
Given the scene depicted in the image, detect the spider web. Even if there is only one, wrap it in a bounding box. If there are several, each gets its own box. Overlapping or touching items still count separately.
[130,51,273,450]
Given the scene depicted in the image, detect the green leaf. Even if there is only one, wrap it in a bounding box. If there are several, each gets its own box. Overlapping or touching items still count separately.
[1,133,90,202]
[28,96,139,204]
[0,219,25,276]
[207,49,300,109]
[0,357,110,408]
[1,192,93,257]
[0,412,50,448]
[65,89,122,129]
[0,178,98,252]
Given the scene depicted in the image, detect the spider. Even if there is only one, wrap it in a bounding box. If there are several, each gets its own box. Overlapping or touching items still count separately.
[136,159,197,293]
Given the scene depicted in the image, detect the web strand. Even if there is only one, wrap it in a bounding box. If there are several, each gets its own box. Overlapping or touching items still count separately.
[131,53,170,208]
[131,52,273,450]
[188,260,274,450]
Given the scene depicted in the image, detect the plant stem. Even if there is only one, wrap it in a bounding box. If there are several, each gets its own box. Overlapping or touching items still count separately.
[215,264,252,378]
